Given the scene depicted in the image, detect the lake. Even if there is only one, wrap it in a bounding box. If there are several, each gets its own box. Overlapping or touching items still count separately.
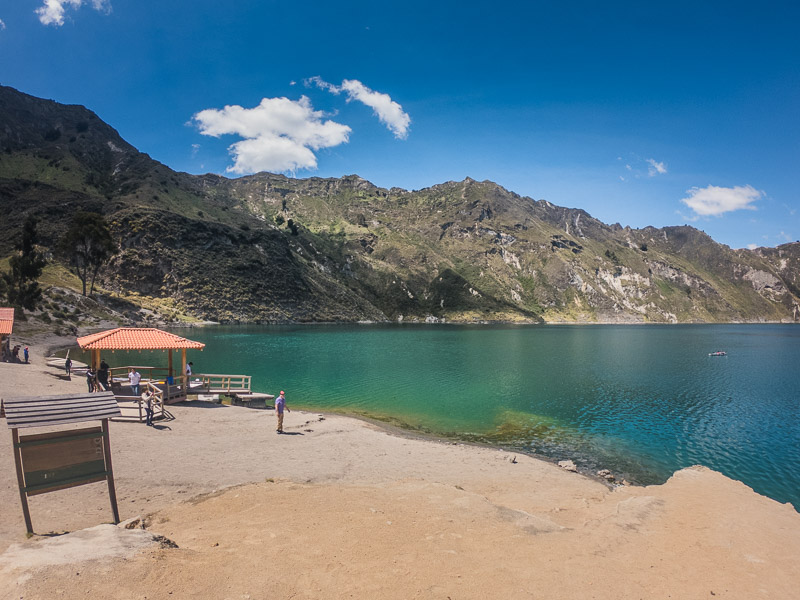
[71,323,800,509]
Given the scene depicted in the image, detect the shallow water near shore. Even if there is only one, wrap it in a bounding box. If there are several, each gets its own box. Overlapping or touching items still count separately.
[70,323,800,508]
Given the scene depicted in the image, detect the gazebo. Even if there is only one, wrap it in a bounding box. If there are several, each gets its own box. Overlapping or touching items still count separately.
[0,307,14,361]
[77,327,205,376]
[75,327,259,414]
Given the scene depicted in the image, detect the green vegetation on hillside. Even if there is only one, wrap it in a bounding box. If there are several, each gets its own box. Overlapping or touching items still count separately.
[1,84,798,325]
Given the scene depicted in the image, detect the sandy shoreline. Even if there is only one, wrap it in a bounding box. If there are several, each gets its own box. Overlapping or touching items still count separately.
[1,339,799,599]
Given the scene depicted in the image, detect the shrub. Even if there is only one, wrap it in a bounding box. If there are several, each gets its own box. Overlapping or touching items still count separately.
[44,127,61,141]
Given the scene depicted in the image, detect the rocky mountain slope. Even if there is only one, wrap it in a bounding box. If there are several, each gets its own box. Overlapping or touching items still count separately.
[1,85,798,323]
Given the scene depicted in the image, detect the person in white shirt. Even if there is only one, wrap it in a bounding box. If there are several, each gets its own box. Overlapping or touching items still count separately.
[128,368,141,396]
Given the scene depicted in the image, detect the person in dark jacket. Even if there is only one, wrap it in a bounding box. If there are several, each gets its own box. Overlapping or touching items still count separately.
[86,367,97,392]
[97,359,110,391]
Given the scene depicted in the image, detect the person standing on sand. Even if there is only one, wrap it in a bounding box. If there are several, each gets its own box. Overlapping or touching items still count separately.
[65,356,72,378]
[23,347,29,363]
[142,390,154,426]
[86,367,97,393]
[129,368,141,397]
[275,390,290,434]
[98,359,110,391]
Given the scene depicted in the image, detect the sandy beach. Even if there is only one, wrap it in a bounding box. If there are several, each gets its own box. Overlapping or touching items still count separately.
[1,341,799,599]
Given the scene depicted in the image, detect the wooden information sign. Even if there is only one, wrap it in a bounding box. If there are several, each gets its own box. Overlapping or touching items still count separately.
[2,391,122,534]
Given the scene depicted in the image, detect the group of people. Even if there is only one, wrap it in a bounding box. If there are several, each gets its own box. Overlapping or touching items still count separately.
[84,359,112,392]
[1,343,29,363]
[87,364,155,426]
[76,363,146,395]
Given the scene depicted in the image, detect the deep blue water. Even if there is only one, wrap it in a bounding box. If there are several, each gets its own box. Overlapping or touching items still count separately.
[72,324,800,508]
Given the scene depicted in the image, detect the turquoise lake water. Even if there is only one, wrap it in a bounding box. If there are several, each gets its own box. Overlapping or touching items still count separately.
[72,324,800,509]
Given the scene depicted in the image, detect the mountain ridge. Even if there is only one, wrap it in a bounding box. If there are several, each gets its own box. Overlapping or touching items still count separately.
[1,84,798,324]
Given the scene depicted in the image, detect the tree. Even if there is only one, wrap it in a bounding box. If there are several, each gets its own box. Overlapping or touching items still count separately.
[59,212,116,296]
[2,216,47,310]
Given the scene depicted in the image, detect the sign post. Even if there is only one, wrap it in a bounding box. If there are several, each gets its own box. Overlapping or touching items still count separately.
[2,391,122,534]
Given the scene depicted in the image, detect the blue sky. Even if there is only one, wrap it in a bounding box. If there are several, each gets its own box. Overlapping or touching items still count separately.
[1,1,798,249]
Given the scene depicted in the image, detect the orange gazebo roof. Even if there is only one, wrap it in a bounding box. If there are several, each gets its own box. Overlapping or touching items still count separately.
[0,307,14,336]
[77,327,205,351]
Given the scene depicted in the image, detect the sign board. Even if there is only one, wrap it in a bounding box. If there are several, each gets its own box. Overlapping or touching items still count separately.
[18,426,108,496]
[3,392,121,534]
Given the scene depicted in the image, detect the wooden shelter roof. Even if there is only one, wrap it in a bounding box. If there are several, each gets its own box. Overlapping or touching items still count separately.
[0,307,14,336]
[2,391,120,429]
[77,327,205,351]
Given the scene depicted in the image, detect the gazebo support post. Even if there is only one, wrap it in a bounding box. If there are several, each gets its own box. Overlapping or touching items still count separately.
[181,349,186,384]
[168,350,173,377]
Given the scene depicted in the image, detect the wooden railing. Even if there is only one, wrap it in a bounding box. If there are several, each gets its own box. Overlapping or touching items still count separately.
[189,374,252,394]
[110,380,166,423]
[110,366,188,405]
[108,367,252,405]
[145,380,164,405]
[109,366,170,383]
[135,381,165,422]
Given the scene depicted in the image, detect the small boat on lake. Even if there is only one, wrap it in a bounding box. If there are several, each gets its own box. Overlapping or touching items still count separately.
[709,351,727,356]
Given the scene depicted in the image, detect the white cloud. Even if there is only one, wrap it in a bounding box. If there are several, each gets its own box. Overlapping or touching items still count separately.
[618,154,667,180]
[307,77,411,139]
[646,158,667,176]
[681,184,763,217]
[0,19,6,30]
[306,76,339,94]
[747,244,757,250]
[36,0,110,26]
[192,96,351,174]
[341,80,411,139]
